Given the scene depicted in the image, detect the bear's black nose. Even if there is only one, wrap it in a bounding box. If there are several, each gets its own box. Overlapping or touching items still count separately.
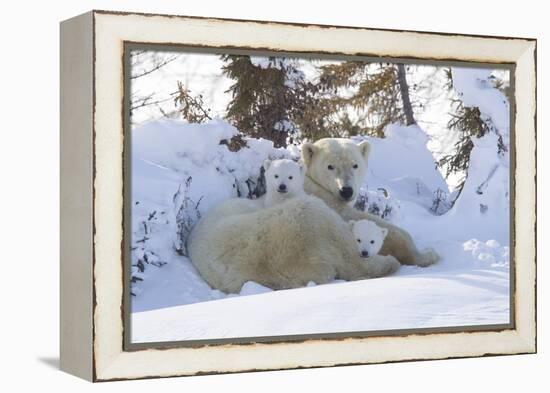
[361,250,369,258]
[278,184,287,192]
[339,186,354,200]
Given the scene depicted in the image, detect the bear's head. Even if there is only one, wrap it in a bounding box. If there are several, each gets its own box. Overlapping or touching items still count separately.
[301,138,371,203]
[263,158,304,197]
[349,219,388,259]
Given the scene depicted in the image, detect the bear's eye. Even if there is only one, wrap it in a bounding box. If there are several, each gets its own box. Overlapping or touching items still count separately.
[353,164,359,169]
[370,240,375,244]
[274,175,279,179]
[327,165,334,170]
[357,239,361,243]
[288,176,293,180]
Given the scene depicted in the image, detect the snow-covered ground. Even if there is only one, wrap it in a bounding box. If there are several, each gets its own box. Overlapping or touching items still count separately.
[132,264,509,342]
[129,66,511,344]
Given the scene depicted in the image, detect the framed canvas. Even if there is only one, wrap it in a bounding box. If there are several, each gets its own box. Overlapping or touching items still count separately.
[60,10,537,382]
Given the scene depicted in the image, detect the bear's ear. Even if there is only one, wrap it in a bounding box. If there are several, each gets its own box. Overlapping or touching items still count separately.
[357,140,371,161]
[301,142,318,168]
[381,227,389,238]
[263,159,271,171]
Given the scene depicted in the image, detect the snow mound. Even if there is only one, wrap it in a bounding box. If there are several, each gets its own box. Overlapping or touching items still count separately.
[133,118,290,215]
[352,124,450,220]
[444,67,510,244]
[132,266,509,343]
[463,239,509,268]
[133,118,238,168]
[239,281,273,296]
[363,124,449,197]
[452,67,510,135]
[447,133,509,242]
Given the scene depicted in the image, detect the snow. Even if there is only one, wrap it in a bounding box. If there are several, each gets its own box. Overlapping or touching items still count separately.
[132,118,288,216]
[441,133,509,243]
[444,68,510,244]
[409,65,510,190]
[368,124,446,190]
[359,124,450,214]
[129,68,510,344]
[452,67,510,136]
[132,259,509,342]
[133,118,238,167]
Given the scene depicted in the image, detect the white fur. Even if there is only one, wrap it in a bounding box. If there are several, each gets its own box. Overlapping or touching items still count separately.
[302,138,439,267]
[188,195,400,293]
[263,159,305,207]
[350,219,388,259]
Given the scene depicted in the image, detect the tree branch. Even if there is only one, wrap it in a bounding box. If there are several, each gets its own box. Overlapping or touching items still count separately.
[131,54,181,80]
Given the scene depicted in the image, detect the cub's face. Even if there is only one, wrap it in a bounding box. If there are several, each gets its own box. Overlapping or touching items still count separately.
[264,159,304,196]
[350,219,388,259]
[301,138,371,203]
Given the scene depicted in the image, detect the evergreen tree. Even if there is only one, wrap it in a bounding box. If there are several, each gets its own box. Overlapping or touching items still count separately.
[309,61,413,138]
[221,55,305,147]
[221,57,417,144]
[438,69,508,198]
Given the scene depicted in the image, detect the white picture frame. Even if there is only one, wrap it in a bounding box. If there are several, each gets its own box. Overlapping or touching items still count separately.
[60,10,536,381]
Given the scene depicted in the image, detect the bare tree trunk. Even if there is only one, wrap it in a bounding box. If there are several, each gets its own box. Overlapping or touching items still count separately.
[397,64,415,126]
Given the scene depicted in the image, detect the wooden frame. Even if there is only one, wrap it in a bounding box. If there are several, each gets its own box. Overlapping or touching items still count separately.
[60,10,537,381]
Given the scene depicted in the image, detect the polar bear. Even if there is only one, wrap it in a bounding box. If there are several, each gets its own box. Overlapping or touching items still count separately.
[262,159,305,207]
[301,138,439,267]
[349,219,388,259]
[187,195,400,293]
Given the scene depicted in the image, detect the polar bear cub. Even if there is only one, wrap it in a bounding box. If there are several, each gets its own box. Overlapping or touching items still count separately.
[349,219,389,259]
[263,159,305,207]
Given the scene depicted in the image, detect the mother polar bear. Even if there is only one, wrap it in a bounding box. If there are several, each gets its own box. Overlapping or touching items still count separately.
[188,138,438,293]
